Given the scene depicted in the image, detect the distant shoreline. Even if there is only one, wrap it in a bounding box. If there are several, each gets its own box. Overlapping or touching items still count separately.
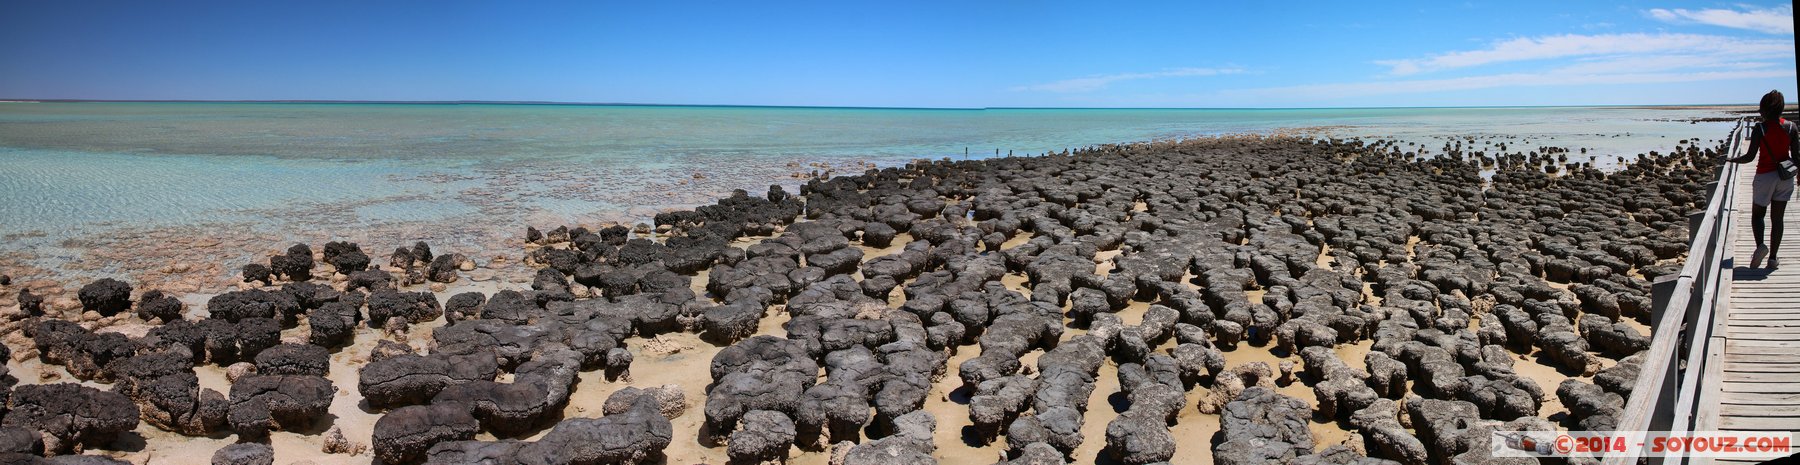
[0,98,1762,112]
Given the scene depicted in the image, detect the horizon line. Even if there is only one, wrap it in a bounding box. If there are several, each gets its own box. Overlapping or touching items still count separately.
[0,98,1762,111]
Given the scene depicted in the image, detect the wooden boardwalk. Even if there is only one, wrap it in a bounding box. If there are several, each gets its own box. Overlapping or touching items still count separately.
[1707,163,1800,460]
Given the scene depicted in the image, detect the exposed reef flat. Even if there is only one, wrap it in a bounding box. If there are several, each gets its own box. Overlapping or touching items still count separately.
[0,133,1718,464]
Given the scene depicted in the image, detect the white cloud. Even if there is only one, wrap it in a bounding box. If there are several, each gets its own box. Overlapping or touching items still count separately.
[1648,5,1794,35]
[1376,33,1791,75]
[1227,30,1796,102]
[1549,54,1779,75]
[1011,67,1244,93]
[1228,68,1794,101]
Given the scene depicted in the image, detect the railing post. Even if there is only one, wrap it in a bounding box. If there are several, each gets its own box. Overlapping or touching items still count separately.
[1688,209,1707,243]
[1651,275,1680,329]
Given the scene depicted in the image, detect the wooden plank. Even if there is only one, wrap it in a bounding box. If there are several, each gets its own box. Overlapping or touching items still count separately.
[1699,263,1734,434]
[1724,321,1800,327]
[1727,307,1800,312]
[1727,339,1800,348]
[1713,355,1800,365]
[1728,311,1800,316]
[1720,382,1800,393]
[1720,353,1800,362]
[1720,405,1800,417]
[1723,333,1800,342]
[1723,326,1800,333]
[1725,296,1800,302]
[1726,312,1800,318]
[1699,333,1728,428]
[1727,345,1800,357]
[1727,315,1798,326]
[1720,395,1800,406]
[1720,319,1792,326]
[1721,363,1800,372]
[1723,299,1800,305]
[1725,303,1800,309]
[1729,281,1790,287]
[1730,297,1800,301]
[1722,372,1800,382]
[1723,335,1800,344]
[1723,313,1800,321]
[1713,360,1800,371]
[1723,321,1800,328]
[1726,326,1800,331]
[1729,294,1800,300]
[1726,316,1800,322]
[1719,416,1800,430]
[1719,398,1800,407]
[1727,300,1800,304]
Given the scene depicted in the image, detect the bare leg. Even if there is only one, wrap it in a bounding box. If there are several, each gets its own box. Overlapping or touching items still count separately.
[1772,200,1787,260]
[1753,204,1768,250]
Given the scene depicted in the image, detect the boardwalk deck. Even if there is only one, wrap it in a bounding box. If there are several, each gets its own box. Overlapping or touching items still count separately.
[1709,160,1800,455]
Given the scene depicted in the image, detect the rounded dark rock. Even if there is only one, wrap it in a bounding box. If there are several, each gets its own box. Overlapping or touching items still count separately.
[373,403,481,465]
[202,317,281,364]
[270,245,315,282]
[358,353,498,410]
[443,292,485,324]
[205,289,300,325]
[2,384,139,454]
[308,301,360,348]
[345,269,395,293]
[323,241,371,273]
[367,289,443,328]
[76,278,132,316]
[1104,412,1175,464]
[427,253,464,283]
[252,343,329,376]
[240,264,273,286]
[727,410,796,463]
[226,374,334,438]
[513,393,674,465]
[17,289,44,317]
[135,290,185,323]
[210,442,273,465]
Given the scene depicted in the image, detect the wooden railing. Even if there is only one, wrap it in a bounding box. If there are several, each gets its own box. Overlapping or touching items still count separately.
[1604,118,1750,465]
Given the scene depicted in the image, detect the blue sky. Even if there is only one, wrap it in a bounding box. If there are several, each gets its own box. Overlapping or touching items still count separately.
[0,1,1793,108]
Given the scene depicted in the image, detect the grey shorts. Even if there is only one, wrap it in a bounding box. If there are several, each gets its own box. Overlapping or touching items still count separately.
[1753,171,1795,206]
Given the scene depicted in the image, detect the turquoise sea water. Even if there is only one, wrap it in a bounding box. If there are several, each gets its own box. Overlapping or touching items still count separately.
[0,102,1741,270]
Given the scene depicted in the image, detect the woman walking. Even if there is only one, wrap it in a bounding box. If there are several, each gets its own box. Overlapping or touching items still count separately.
[1730,90,1800,268]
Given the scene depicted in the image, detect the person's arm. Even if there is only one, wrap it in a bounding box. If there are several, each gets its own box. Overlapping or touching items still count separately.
[1787,121,1798,161]
[1731,124,1763,163]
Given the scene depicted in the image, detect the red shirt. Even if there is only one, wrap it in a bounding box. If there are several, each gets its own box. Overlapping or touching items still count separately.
[1753,118,1798,174]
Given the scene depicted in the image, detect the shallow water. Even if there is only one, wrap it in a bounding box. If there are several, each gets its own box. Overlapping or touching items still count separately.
[0,102,1740,281]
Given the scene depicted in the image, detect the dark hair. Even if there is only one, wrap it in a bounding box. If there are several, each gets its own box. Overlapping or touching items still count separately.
[1761,90,1785,120]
